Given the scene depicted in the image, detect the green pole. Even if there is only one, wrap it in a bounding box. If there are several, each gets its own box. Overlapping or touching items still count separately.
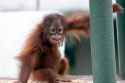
[116,0,125,79]
[89,0,116,83]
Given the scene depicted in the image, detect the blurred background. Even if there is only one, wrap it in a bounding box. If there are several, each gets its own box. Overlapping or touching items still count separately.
[0,0,116,79]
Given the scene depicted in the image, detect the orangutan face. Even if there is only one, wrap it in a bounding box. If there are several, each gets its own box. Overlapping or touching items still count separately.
[43,14,66,45]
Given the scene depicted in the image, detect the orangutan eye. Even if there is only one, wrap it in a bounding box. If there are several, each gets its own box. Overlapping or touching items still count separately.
[51,28,56,33]
[58,27,63,34]
[50,26,56,34]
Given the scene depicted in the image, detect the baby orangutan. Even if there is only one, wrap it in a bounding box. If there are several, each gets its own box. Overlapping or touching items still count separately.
[16,14,70,83]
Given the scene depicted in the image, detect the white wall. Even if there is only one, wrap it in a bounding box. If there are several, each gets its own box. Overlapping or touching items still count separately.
[40,0,89,11]
[0,0,36,11]
[0,0,116,11]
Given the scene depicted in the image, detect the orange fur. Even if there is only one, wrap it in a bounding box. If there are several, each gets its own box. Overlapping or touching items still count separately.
[17,14,69,83]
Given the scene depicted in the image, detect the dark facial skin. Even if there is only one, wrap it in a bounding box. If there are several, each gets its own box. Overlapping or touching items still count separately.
[48,21,64,45]
[43,14,66,46]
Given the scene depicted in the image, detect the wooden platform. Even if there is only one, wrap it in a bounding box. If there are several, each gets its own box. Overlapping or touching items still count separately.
[0,75,125,83]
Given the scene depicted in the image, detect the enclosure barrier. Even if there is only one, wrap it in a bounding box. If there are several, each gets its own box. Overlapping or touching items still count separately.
[116,0,125,80]
[89,0,117,83]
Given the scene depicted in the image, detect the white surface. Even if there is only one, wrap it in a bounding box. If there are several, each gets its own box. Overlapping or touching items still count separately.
[58,38,66,59]
[40,0,89,11]
[0,0,36,11]
[0,0,116,11]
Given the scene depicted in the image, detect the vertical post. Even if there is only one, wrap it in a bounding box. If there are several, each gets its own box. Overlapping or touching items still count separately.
[36,0,40,11]
[89,0,116,83]
[116,0,125,79]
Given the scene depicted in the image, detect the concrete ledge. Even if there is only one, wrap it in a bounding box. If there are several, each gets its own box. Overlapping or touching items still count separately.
[0,75,125,83]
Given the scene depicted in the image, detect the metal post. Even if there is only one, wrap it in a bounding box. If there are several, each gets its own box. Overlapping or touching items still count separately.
[89,0,116,83]
[36,0,40,11]
[116,0,125,79]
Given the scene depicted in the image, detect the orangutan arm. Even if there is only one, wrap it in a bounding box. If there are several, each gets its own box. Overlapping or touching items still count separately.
[18,63,31,83]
